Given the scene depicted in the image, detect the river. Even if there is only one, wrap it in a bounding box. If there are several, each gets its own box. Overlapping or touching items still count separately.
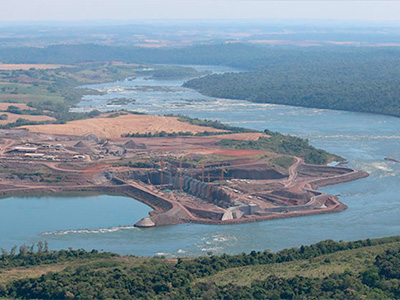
[1,65,399,257]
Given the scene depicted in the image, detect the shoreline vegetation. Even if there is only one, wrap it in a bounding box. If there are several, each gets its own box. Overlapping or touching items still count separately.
[1,236,400,299]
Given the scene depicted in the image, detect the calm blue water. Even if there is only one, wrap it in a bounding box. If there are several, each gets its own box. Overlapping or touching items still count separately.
[1,65,399,257]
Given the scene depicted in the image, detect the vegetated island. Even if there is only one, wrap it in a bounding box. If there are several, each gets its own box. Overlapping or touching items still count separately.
[1,236,400,299]
[0,109,368,228]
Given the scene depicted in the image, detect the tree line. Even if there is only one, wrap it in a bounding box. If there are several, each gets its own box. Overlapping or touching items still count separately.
[1,236,400,299]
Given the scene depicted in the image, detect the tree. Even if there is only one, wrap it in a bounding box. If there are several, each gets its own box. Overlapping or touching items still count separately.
[19,244,27,257]
[10,246,17,256]
[1,248,8,259]
[37,242,44,256]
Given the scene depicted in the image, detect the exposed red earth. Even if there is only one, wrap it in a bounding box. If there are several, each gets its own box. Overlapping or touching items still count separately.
[0,114,368,227]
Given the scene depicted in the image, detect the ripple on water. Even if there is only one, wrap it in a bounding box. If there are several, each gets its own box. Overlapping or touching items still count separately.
[41,226,139,236]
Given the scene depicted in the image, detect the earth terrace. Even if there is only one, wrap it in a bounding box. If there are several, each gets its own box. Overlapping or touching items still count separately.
[0,113,368,227]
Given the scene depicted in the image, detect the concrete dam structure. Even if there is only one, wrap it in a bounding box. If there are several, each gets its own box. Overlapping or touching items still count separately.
[171,175,232,205]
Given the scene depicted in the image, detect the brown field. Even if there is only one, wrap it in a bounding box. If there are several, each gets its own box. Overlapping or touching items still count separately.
[0,264,68,284]
[0,113,56,125]
[209,132,267,141]
[22,114,227,139]
[0,103,32,110]
[0,64,71,70]
[213,149,268,157]
[0,257,144,284]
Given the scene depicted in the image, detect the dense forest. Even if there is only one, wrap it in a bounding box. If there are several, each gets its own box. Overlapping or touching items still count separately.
[183,68,400,118]
[1,236,400,299]
[1,43,399,71]
[1,43,399,117]
[180,45,400,118]
[0,43,263,66]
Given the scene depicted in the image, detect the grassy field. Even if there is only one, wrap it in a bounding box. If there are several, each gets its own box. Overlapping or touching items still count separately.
[269,155,296,171]
[0,256,149,284]
[197,240,400,286]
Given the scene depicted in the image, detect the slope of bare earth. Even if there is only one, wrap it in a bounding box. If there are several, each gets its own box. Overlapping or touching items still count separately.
[21,114,227,139]
[0,113,55,125]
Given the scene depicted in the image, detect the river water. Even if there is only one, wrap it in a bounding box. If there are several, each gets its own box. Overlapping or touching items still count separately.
[1,65,399,257]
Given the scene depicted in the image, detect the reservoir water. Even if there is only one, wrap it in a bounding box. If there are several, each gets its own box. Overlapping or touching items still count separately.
[1,65,399,257]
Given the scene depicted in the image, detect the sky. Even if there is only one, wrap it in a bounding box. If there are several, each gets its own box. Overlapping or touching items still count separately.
[0,0,399,22]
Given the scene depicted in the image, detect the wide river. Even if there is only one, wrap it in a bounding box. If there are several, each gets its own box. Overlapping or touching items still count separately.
[1,65,399,257]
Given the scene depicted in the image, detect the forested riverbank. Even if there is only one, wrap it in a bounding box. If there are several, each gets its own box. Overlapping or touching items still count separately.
[1,236,400,299]
[2,43,399,117]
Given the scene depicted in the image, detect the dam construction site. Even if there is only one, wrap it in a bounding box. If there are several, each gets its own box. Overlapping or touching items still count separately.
[0,113,369,228]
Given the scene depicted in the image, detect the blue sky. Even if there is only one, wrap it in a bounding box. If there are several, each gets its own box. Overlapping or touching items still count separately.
[0,0,399,22]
